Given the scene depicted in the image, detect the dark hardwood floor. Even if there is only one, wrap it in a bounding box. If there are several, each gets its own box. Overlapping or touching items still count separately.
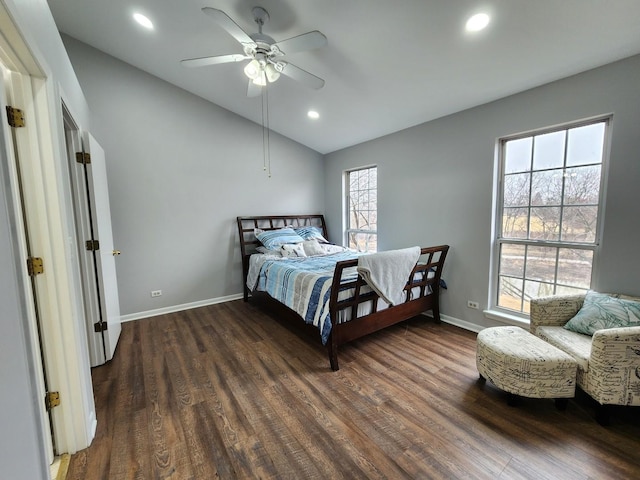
[67,299,640,479]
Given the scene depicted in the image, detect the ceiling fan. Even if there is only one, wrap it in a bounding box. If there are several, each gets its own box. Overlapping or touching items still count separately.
[181,7,327,97]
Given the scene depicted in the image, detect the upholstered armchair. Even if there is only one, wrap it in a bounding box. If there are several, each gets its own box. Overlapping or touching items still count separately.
[530,293,640,424]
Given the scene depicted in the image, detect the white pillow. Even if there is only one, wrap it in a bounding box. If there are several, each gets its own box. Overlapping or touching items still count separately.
[281,243,306,258]
[302,240,326,256]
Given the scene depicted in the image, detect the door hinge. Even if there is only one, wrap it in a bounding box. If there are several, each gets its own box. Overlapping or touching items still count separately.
[6,106,25,128]
[94,321,108,332]
[27,257,44,276]
[75,152,91,164]
[45,391,60,411]
[86,239,100,251]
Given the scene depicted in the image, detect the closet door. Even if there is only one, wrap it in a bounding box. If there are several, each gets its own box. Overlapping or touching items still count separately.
[75,132,122,364]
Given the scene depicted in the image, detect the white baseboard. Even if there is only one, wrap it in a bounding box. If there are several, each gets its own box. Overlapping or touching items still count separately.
[421,312,483,333]
[119,293,244,323]
[121,295,485,335]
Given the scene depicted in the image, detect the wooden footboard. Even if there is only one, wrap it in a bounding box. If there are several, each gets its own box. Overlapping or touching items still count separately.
[327,245,449,370]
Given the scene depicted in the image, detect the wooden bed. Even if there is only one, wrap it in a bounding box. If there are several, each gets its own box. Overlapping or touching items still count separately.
[237,214,449,371]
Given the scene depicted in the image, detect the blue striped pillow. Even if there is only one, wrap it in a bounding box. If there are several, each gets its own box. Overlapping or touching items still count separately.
[294,226,328,243]
[256,228,305,249]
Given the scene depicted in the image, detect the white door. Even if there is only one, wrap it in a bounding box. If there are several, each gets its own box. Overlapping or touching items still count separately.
[0,65,54,464]
[71,132,122,364]
[85,133,122,361]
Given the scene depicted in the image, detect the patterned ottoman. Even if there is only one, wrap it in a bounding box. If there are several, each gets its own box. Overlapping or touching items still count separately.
[476,326,577,408]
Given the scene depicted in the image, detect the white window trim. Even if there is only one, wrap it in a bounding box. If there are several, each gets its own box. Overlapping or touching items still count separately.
[487,114,612,320]
[343,165,377,249]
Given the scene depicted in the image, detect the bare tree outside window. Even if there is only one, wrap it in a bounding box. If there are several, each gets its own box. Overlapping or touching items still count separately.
[345,166,377,251]
[494,119,608,314]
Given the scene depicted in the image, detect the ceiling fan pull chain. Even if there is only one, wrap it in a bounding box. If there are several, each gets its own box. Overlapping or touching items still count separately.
[261,85,271,177]
[262,86,267,173]
[265,85,271,178]
[261,88,266,172]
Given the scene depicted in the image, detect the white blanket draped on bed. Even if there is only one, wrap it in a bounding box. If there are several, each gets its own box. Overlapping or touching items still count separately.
[356,246,421,306]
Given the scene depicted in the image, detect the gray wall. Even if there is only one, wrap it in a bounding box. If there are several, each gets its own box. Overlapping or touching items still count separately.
[62,36,325,316]
[324,54,640,330]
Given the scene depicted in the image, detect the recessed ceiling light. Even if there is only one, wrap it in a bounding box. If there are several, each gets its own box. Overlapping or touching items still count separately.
[307,110,320,119]
[133,13,154,30]
[466,13,490,32]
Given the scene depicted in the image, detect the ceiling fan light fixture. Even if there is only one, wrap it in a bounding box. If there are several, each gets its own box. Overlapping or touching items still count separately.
[265,63,280,83]
[182,7,326,95]
[252,71,267,86]
[244,59,261,79]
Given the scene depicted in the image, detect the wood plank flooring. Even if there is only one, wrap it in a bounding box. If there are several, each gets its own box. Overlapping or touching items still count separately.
[66,299,640,479]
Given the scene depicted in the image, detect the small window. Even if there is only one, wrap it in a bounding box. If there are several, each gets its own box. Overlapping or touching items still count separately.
[345,166,377,252]
[491,117,609,315]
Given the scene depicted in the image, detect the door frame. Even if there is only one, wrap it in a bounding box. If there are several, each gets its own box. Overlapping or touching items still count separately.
[0,1,96,455]
[1,62,55,464]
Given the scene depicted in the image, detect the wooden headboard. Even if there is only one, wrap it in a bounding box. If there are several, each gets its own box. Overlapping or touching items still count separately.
[236,214,328,300]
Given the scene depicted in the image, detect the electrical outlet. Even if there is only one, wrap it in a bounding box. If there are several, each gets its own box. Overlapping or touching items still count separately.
[467,300,479,309]
[151,290,162,298]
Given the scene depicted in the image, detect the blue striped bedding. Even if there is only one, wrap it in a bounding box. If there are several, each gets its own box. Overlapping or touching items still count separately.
[254,251,363,344]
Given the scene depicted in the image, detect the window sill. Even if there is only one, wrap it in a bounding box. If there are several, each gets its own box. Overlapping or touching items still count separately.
[483,309,530,328]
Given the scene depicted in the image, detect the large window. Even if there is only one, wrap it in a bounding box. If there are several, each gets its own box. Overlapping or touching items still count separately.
[492,117,609,315]
[345,166,377,251]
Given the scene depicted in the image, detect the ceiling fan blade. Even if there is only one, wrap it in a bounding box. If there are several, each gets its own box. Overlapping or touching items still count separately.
[273,31,327,56]
[279,62,325,90]
[202,7,256,46]
[181,54,248,68]
[247,80,261,97]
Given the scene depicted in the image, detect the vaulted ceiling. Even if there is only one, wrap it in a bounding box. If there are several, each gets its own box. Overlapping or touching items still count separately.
[48,0,640,154]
